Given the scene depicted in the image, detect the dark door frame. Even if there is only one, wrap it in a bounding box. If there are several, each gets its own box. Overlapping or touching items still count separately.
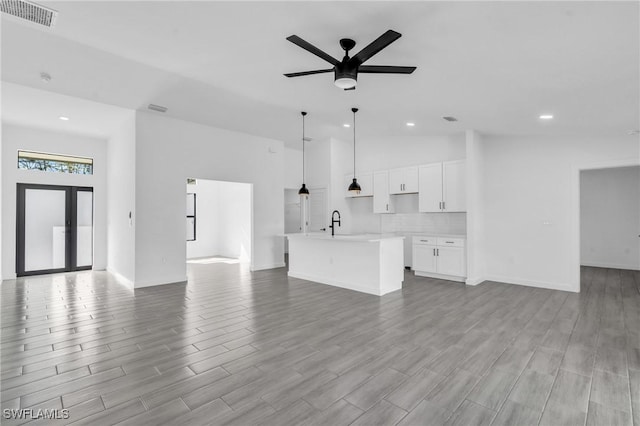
[16,183,93,277]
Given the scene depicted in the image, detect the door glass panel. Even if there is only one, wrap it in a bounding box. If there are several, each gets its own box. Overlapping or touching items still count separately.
[76,191,93,267]
[24,188,67,272]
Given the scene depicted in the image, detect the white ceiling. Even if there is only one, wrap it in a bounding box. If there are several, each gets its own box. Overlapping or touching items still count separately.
[1,1,638,147]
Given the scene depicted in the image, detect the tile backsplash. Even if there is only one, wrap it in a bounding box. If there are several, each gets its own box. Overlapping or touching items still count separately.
[381,212,467,235]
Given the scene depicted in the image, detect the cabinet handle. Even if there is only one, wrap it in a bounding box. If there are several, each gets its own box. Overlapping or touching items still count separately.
[445,241,454,244]
[437,249,439,256]
[433,248,436,256]
[443,201,446,210]
[386,203,388,211]
[421,240,429,242]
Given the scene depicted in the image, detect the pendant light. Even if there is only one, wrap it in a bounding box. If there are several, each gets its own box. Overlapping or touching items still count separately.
[348,107,362,193]
[298,111,309,195]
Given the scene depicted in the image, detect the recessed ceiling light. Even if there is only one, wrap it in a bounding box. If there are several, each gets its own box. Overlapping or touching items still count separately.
[539,114,554,120]
[343,124,350,128]
[406,122,415,127]
[59,116,69,121]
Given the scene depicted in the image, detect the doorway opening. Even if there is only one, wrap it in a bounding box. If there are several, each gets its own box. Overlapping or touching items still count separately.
[16,183,93,276]
[185,178,252,267]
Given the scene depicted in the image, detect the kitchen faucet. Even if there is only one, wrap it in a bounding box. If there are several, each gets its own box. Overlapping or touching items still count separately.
[329,210,341,236]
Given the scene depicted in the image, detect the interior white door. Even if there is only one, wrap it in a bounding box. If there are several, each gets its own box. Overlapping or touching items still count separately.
[443,160,466,212]
[308,187,327,232]
[418,163,443,212]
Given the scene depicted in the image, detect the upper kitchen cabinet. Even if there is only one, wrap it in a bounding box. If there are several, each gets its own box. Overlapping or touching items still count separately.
[389,166,419,194]
[373,170,395,213]
[389,166,418,194]
[344,172,373,198]
[418,160,466,212]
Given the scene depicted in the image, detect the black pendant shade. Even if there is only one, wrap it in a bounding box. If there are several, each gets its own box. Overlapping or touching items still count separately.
[298,111,309,196]
[348,107,361,193]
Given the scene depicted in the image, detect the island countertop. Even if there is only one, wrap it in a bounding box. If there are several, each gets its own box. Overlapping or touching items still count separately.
[285,232,405,242]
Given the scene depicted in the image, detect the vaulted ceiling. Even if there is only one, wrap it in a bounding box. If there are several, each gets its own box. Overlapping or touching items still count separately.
[2,1,638,146]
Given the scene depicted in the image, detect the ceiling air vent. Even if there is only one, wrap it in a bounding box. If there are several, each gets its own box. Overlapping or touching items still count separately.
[442,116,458,122]
[147,104,168,113]
[1,0,58,28]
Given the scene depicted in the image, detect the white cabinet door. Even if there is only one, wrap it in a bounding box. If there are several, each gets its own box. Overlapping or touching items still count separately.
[443,160,466,212]
[418,163,443,212]
[373,171,394,213]
[389,168,405,194]
[404,166,419,193]
[413,244,437,273]
[436,246,466,276]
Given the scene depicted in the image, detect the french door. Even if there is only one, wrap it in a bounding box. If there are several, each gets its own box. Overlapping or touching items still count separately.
[16,184,93,277]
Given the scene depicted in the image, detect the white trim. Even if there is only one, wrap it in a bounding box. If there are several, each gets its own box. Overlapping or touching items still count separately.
[251,262,286,271]
[288,271,401,296]
[414,270,466,283]
[485,274,577,293]
[106,267,134,290]
[133,275,188,289]
[580,262,640,271]
[571,156,640,293]
[465,276,485,286]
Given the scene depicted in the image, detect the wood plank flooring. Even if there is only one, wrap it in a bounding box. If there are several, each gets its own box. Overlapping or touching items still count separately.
[1,264,639,425]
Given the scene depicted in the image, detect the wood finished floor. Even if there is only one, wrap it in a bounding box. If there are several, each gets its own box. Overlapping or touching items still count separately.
[1,264,639,426]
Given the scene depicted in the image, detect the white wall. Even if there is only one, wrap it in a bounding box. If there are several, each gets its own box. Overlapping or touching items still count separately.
[1,124,108,280]
[134,111,284,288]
[478,134,639,292]
[580,166,640,270]
[106,113,136,285]
[217,181,252,261]
[284,147,302,189]
[465,130,486,285]
[186,179,219,259]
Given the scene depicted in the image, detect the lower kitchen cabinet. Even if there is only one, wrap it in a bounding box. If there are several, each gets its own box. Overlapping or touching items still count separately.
[412,236,466,281]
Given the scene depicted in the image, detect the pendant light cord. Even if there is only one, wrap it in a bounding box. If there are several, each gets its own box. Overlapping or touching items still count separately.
[352,108,358,176]
[302,111,307,184]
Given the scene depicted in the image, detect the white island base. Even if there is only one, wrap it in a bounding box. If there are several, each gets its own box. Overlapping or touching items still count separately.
[286,233,404,296]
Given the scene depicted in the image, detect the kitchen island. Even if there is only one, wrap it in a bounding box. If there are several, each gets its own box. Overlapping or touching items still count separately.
[285,233,404,296]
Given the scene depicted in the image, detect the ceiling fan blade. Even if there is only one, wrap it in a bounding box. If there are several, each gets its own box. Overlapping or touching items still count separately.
[344,87,356,91]
[351,30,402,65]
[286,35,340,66]
[358,65,416,74]
[284,69,333,78]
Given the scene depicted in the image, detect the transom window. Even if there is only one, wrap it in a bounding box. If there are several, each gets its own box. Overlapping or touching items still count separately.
[18,150,93,175]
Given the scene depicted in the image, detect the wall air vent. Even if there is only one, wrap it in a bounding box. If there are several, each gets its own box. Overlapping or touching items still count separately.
[442,116,458,122]
[147,104,168,113]
[1,0,58,28]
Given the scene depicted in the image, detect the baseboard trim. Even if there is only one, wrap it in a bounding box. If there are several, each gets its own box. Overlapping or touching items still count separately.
[133,276,188,289]
[580,262,640,271]
[251,262,286,271]
[465,276,486,286]
[106,268,134,290]
[485,274,578,293]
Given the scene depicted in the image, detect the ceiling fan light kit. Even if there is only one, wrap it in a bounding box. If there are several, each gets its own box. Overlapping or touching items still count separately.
[285,30,416,90]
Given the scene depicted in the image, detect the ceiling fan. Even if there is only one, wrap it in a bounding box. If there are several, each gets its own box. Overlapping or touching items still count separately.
[284,29,416,90]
